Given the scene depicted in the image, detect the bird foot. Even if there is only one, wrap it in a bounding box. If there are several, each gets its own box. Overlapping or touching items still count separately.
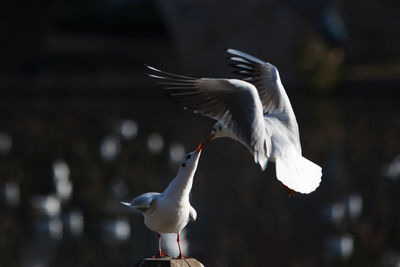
[174,254,186,259]
[152,251,169,258]
[282,184,295,197]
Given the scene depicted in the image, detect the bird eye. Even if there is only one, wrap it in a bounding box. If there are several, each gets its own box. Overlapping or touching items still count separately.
[219,126,222,131]
[181,163,186,167]
[186,154,191,159]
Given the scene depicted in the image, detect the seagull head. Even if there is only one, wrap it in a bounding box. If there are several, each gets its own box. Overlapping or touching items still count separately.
[179,146,202,171]
[205,121,227,143]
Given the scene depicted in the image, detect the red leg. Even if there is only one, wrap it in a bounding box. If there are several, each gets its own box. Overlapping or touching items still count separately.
[174,232,186,259]
[282,184,295,197]
[152,233,169,258]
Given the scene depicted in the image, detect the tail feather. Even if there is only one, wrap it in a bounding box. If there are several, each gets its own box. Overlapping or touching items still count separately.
[275,151,322,194]
[121,201,132,207]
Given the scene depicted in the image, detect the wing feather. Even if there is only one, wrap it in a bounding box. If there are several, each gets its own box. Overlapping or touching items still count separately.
[147,65,269,167]
[226,48,288,114]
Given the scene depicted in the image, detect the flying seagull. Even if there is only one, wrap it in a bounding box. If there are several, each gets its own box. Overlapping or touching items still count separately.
[146,49,322,195]
[122,143,203,258]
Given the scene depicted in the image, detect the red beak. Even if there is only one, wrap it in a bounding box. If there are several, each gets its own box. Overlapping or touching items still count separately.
[195,142,203,154]
[205,133,215,144]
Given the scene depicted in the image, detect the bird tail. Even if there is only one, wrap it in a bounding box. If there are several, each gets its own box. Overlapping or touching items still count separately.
[121,201,132,207]
[275,150,322,194]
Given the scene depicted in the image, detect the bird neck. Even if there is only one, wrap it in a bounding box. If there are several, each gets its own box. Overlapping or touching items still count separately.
[163,167,196,203]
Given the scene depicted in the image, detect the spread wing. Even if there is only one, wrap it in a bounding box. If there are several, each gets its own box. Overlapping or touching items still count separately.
[227,48,290,114]
[147,65,270,169]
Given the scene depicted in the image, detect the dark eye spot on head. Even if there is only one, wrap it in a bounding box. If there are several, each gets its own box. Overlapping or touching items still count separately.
[186,154,191,159]
[181,163,186,167]
[218,126,222,131]
[212,127,216,131]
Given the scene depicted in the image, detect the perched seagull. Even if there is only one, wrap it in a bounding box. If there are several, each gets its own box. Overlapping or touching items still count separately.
[121,143,202,258]
[146,48,322,195]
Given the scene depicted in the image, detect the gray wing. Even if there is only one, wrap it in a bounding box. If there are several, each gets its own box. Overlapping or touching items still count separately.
[121,192,161,212]
[227,48,288,114]
[147,65,268,165]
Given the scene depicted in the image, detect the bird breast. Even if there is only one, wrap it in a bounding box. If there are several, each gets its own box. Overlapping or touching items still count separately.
[144,198,191,233]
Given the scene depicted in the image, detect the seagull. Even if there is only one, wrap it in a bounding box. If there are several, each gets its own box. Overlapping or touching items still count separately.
[146,48,322,195]
[121,143,202,258]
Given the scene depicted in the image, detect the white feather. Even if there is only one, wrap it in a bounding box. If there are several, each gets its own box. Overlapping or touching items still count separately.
[121,201,131,207]
[275,148,322,194]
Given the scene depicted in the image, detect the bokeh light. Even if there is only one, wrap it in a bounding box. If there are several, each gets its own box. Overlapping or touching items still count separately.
[2,181,20,206]
[382,155,400,180]
[65,210,84,237]
[169,142,185,164]
[100,135,121,162]
[116,119,138,141]
[31,195,61,217]
[147,133,164,155]
[102,218,131,242]
[0,132,12,155]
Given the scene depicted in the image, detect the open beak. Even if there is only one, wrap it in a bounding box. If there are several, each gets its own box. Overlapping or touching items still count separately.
[205,133,216,143]
[195,142,203,154]
[195,132,215,154]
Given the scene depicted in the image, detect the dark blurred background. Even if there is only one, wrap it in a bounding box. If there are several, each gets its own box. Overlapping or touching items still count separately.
[1,0,400,266]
